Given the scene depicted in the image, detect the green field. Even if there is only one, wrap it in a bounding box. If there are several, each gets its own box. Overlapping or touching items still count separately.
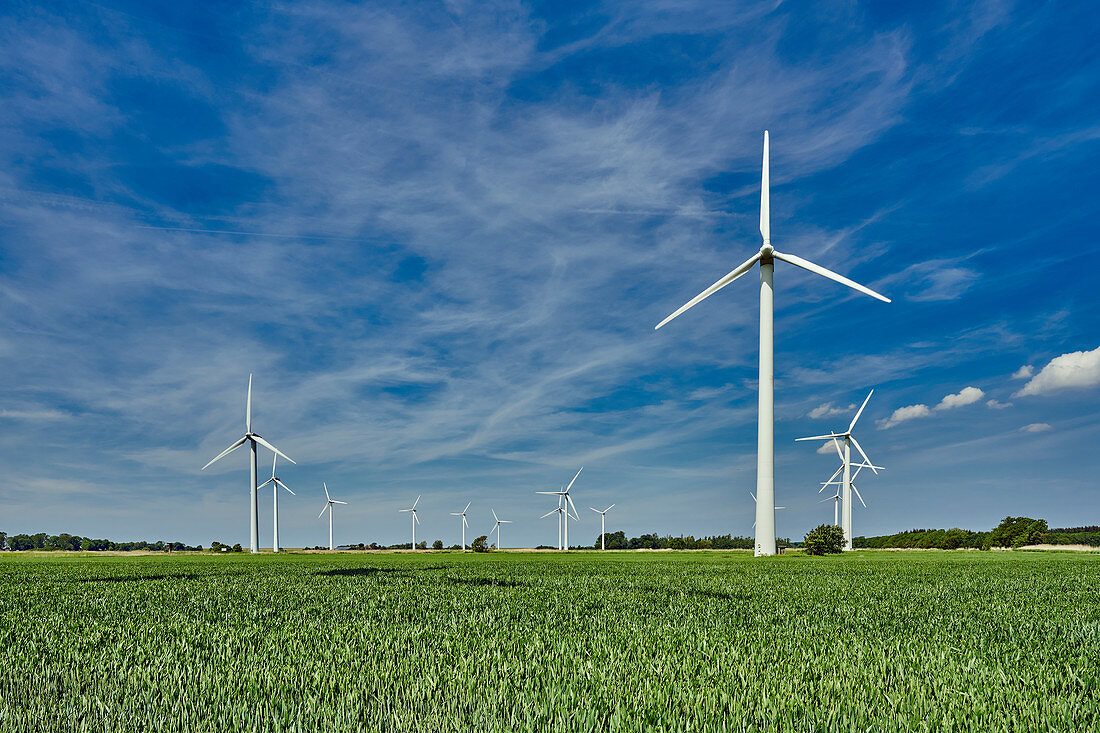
[1,551,1098,732]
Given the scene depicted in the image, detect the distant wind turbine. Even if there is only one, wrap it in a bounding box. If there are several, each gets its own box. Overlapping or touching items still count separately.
[257,455,295,553]
[536,467,582,550]
[654,132,891,556]
[589,504,616,550]
[820,461,879,531]
[399,496,420,550]
[489,509,512,550]
[450,502,471,551]
[539,493,571,550]
[797,390,884,550]
[202,374,295,554]
[317,482,347,551]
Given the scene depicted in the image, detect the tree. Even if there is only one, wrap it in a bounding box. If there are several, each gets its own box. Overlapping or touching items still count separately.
[803,524,845,555]
[0,531,7,550]
[231,543,243,552]
[988,516,1048,548]
[432,539,443,550]
[471,535,489,552]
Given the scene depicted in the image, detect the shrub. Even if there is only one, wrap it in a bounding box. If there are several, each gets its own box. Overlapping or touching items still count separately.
[803,524,845,555]
[471,536,489,553]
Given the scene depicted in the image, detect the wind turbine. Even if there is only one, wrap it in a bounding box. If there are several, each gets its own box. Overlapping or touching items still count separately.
[257,454,295,553]
[489,509,512,550]
[536,467,582,550]
[399,496,420,550]
[797,390,883,550]
[450,502,471,550]
[539,493,568,550]
[589,504,616,550]
[654,132,891,556]
[317,482,347,551]
[819,461,879,531]
[202,374,295,554]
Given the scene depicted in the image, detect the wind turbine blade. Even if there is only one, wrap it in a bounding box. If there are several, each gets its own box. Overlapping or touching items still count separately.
[760,130,770,242]
[491,508,498,522]
[750,491,756,502]
[332,500,348,505]
[324,482,331,501]
[450,512,461,516]
[464,501,471,513]
[399,509,411,513]
[832,437,844,462]
[541,510,558,519]
[819,497,834,503]
[318,505,329,519]
[252,435,296,465]
[850,436,877,473]
[257,477,275,489]
[500,520,512,524]
[565,467,583,493]
[605,504,615,512]
[852,484,867,508]
[795,433,844,441]
[463,516,468,528]
[246,373,252,433]
[655,252,762,330]
[772,251,891,303]
[201,436,248,470]
[535,491,563,496]
[277,480,295,496]
[271,453,277,477]
[413,495,421,509]
[820,465,843,492]
[849,390,874,433]
[413,513,420,525]
[565,493,579,517]
[589,507,600,513]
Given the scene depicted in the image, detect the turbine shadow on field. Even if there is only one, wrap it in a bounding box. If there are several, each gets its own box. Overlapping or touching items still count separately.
[316,565,446,577]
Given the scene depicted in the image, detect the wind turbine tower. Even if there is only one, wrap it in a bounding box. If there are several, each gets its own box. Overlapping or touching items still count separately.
[258,455,295,552]
[589,504,616,550]
[450,502,471,550]
[202,374,295,553]
[399,496,421,550]
[797,390,883,550]
[655,133,891,556]
[317,482,347,551]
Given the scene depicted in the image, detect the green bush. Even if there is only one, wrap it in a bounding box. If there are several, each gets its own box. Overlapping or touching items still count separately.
[804,524,845,555]
[471,535,489,553]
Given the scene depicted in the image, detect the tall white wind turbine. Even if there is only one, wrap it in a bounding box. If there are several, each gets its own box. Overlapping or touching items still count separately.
[589,504,616,550]
[819,461,878,531]
[539,493,570,550]
[450,502,471,551]
[202,374,295,553]
[489,509,512,550]
[317,482,347,551]
[797,390,884,550]
[399,496,421,550]
[654,132,891,556]
[536,467,582,550]
[257,454,295,553]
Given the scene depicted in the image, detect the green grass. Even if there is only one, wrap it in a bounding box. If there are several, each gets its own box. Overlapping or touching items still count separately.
[1,551,1098,732]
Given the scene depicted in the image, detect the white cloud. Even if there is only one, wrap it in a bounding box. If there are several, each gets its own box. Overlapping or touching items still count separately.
[808,402,855,419]
[1012,365,1034,379]
[1021,423,1052,433]
[816,441,840,455]
[1014,346,1100,397]
[985,399,1011,409]
[879,386,985,428]
[0,409,68,420]
[935,386,985,410]
[879,403,932,429]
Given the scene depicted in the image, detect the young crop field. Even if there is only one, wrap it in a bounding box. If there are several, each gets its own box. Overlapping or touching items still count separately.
[1,550,1097,732]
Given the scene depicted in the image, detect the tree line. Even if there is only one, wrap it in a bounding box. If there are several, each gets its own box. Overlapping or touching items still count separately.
[0,532,203,552]
[853,517,1099,550]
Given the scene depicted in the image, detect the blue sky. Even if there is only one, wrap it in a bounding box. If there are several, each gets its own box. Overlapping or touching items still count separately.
[1,0,1097,548]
